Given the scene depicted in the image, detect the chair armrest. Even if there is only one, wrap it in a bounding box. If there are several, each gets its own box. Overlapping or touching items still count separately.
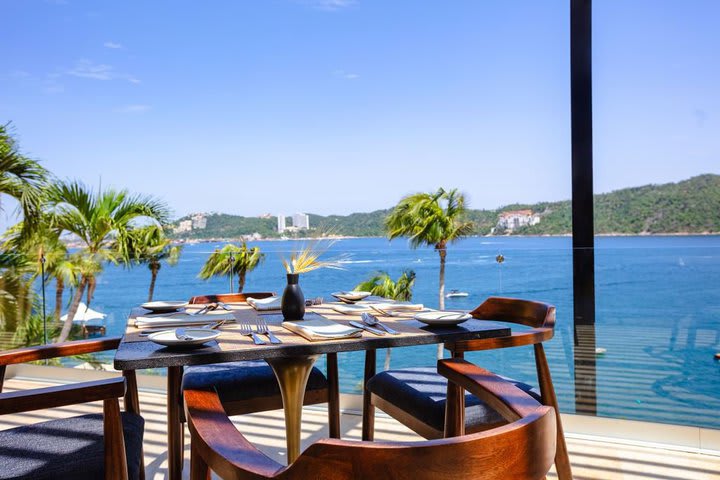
[0,377,126,415]
[184,388,284,478]
[437,358,543,422]
[0,337,122,366]
[445,328,554,353]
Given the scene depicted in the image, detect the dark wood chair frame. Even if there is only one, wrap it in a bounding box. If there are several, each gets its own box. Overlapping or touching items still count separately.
[0,337,143,480]
[185,358,556,480]
[364,296,573,480]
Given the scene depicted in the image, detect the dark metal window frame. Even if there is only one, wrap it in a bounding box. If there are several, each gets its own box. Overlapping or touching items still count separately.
[570,0,597,415]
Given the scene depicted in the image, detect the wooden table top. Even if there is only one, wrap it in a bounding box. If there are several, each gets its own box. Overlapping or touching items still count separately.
[113,302,511,371]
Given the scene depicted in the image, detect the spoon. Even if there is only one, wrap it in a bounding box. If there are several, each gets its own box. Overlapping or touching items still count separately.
[361,312,400,335]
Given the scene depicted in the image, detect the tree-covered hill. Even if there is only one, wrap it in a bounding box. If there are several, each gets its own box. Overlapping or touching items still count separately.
[169,174,720,239]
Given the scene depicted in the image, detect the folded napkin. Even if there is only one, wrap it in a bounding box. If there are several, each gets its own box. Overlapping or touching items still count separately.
[331,304,375,315]
[134,312,235,328]
[283,317,362,341]
[247,296,282,311]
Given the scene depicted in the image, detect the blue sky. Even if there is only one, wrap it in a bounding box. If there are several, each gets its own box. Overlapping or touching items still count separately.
[1,1,718,219]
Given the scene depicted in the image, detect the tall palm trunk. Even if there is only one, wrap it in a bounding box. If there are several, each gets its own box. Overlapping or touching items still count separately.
[148,263,160,302]
[58,276,88,342]
[86,276,97,307]
[54,277,64,321]
[238,270,246,293]
[437,243,447,359]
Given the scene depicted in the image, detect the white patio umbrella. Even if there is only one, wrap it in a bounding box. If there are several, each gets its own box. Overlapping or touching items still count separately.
[60,302,107,323]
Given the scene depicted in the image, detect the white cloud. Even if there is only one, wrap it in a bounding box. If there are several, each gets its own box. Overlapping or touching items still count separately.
[104,41,123,49]
[64,59,139,83]
[333,69,359,80]
[115,104,151,113]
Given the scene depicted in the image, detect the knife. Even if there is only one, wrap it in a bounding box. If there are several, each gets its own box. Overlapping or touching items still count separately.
[349,320,386,336]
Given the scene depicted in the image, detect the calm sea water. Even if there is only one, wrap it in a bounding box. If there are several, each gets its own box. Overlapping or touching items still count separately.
[63,236,720,429]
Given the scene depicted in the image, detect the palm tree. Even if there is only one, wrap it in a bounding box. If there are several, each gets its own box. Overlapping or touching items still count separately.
[125,224,183,301]
[386,188,473,360]
[355,269,416,370]
[355,270,416,301]
[385,188,474,311]
[0,123,48,230]
[199,243,264,293]
[46,180,170,342]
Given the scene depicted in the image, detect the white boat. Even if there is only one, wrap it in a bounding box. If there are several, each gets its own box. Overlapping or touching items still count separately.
[445,289,469,298]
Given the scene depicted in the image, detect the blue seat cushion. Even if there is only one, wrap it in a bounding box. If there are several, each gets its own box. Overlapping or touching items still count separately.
[182,361,328,403]
[0,412,144,480]
[367,367,541,433]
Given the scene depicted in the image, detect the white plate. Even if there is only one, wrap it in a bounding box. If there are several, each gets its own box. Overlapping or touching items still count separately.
[331,304,375,315]
[148,328,220,347]
[141,301,188,312]
[331,291,372,303]
[413,311,472,326]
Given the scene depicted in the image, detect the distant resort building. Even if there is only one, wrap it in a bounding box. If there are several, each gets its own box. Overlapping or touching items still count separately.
[293,213,310,229]
[277,214,286,233]
[497,209,541,231]
[191,213,207,229]
[174,219,192,234]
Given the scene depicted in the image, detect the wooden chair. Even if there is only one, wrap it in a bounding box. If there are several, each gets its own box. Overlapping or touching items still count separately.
[180,292,340,458]
[365,297,572,480]
[185,358,556,480]
[0,337,145,480]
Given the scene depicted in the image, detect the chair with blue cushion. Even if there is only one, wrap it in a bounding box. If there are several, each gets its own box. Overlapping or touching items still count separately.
[365,297,572,480]
[0,337,145,480]
[181,292,340,448]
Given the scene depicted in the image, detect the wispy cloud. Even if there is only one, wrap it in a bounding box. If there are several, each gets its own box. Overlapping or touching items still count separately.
[115,104,151,113]
[333,69,359,80]
[63,59,139,83]
[103,41,123,49]
[302,0,356,11]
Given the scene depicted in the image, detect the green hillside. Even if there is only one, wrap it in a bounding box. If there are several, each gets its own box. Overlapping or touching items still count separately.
[169,174,720,239]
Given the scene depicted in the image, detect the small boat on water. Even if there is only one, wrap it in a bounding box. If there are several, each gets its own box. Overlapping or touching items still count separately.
[445,289,469,298]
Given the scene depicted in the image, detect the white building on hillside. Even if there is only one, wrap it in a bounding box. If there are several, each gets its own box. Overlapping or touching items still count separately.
[497,210,541,231]
[277,215,286,233]
[191,213,207,229]
[293,213,310,230]
[174,219,193,234]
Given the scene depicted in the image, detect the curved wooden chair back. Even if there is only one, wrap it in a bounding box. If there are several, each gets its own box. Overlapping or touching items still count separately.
[188,292,275,304]
[185,359,557,480]
[446,297,556,354]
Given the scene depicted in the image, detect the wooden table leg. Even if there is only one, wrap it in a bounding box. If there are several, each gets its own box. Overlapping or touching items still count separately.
[122,370,145,480]
[326,352,341,439]
[361,349,376,441]
[167,366,183,480]
[266,355,320,464]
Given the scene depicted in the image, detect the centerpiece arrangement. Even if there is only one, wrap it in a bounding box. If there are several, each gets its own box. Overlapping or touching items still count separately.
[281,240,342,321]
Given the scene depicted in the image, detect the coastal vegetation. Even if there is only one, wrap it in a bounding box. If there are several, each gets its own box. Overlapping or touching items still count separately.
[169,174,720,240]
[199,243,264,292]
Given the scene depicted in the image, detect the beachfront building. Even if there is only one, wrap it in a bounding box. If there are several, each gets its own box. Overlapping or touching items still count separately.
[292,212,310,229]
[497,209,541,231]
[277,214,286,233]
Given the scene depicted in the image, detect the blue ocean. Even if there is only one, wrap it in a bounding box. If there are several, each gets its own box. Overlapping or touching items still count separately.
[67,236,720,429]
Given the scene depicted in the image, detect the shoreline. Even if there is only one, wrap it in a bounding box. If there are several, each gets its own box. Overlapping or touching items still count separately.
[168,231,720,245]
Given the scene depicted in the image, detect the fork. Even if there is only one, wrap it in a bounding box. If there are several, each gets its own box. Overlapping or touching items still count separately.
[256,317,282,344]
[239,320,266,345]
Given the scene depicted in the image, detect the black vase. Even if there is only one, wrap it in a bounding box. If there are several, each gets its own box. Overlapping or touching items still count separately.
[281,273,305,321]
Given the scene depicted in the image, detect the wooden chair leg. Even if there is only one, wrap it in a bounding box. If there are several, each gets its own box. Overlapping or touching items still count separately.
[122,370,145,480]
[190,444,211,480]
[535,344,573,480]
[167,366,184,480]
[104,398,129,480]
[326,352,341,438]
[361,349,376,441]
[444,348,465,438]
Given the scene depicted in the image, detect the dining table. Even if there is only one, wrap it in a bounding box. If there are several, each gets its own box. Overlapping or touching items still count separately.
[113,300,512,480]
